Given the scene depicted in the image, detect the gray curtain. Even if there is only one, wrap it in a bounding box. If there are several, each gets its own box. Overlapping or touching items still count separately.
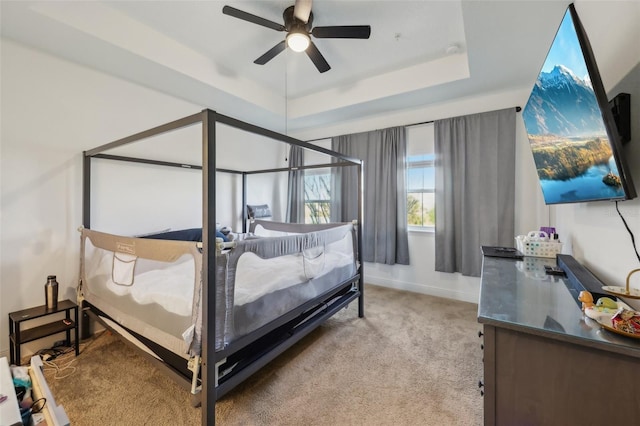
[286,145,305,223]
[434,108,516,277]
[331,127,410,265]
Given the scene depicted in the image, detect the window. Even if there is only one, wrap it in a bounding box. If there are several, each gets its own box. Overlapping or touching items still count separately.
[406,124,435,230]
[407,154,435,229]
[304,169,331,224]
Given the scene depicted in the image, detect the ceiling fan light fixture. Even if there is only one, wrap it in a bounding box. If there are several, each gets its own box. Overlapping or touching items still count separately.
[286,31,310,52]
[222,3,371,72]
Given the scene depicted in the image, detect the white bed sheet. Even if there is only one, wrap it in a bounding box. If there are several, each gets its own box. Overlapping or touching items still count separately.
[234,249,353,306]
[92,232,353,318]
[106,259,195,317]
[86,242,196,317]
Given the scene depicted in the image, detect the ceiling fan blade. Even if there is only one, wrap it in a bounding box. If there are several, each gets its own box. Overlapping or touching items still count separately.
[312,25,371,39]
[305,41,330,73]
[254,40,287,65]
[294,0,313,23]
[222,5,285,32]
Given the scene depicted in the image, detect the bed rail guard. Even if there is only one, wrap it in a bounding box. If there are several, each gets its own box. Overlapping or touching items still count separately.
[249,219,353,234]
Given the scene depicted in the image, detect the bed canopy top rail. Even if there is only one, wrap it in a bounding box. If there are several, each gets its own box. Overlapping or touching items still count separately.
[243,161,357,175]
[92,153,244,176]
[84,112,203,157]
[92,153,203,171]
[90,154,355,176]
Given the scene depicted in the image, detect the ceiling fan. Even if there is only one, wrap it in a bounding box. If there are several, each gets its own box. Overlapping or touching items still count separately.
[222,0,371,73]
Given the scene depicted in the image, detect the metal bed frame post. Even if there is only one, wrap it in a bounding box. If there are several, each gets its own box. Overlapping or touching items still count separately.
[357,162,364,318]
[242,173,247,233]
[82,154,91,229]
[201,109,217,425]
[80,153,92,339]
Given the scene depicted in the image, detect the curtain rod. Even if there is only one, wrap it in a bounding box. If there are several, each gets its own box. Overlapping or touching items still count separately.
[304,106,521,144]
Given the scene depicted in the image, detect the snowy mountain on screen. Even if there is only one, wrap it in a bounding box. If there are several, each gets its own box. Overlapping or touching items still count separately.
[523,65,605,137]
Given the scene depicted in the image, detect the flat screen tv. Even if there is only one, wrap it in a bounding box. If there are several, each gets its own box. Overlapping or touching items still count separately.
[522,3,636,204]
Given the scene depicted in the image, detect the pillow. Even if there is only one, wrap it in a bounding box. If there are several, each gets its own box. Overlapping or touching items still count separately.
[247,204,271,219]
[216,230,229,242]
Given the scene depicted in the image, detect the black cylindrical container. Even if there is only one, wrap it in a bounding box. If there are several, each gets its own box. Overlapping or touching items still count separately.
[45,275,59,310]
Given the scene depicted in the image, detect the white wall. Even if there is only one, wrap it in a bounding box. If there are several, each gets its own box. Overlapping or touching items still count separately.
[0,39,201,358]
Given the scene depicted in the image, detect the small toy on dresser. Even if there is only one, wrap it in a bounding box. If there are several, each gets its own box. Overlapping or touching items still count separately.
[578,291,594,310]
[580,292,621,320]
[585,295,623,317]
[579,292,618,313]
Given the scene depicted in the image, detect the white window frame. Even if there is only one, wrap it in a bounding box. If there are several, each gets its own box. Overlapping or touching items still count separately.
[406,123,435,233]
[303,168,331,224]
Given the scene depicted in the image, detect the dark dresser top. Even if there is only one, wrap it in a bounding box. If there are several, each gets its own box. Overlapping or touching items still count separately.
[478,256,640,359]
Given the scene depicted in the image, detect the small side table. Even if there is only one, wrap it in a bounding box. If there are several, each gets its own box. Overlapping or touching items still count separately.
[8,300,79,365]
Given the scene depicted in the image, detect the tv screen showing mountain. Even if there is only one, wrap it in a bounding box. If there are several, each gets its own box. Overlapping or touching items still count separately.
[522,4,636,204]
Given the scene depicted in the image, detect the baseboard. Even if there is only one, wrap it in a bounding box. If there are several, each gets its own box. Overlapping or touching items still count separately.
[0,349,8,360]
[365,277,479,304]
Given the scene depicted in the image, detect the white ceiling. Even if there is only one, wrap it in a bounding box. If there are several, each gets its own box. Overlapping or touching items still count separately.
[0,0,595,133]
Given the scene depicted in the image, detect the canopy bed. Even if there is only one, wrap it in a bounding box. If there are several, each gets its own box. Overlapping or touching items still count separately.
[78,110,363,424]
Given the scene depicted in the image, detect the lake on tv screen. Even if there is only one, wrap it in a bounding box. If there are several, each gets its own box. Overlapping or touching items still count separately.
[538,157,624,203]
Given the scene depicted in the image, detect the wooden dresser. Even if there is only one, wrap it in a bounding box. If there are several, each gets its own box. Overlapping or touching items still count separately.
[478,255,640,425]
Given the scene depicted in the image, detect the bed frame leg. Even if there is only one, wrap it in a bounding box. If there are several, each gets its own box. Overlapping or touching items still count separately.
[358,279,364,318]
[188,355,201,395]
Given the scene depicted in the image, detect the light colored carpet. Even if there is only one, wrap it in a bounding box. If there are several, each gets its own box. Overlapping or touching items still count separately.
[44,285,483,425]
